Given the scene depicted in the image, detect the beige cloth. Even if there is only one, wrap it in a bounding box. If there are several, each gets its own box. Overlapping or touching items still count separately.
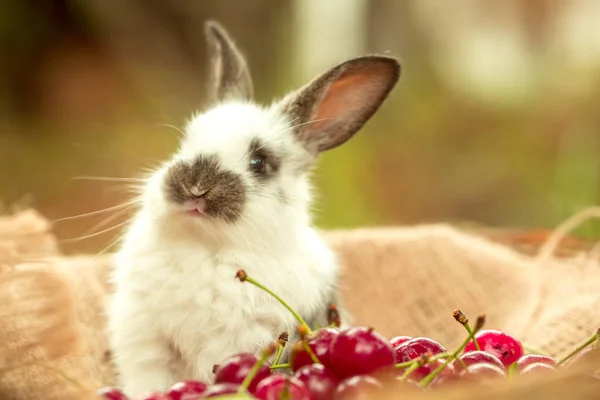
[1,209,599,399]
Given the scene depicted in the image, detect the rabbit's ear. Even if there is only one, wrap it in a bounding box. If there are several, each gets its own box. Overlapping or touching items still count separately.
[280,56,400,155]
[204,20,254,103]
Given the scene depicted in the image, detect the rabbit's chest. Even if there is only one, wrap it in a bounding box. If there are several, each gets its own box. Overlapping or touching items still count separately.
[152,249,327,346]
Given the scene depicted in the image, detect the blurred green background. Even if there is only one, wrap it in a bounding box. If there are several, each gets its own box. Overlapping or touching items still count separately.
[1,0,599,254]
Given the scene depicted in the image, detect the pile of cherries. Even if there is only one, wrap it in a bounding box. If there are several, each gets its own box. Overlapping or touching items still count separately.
[97,271,600,400]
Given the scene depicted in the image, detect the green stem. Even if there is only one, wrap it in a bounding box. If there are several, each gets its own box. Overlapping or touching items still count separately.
[302,340,321,364]
[399,362,420,382]
[273,345,284,366]
[419,330,480,387]
[556,331,600,366]
[464,322,480,351]
[269,363,291,370]
[238,349,271,393]
[242,275,312,333]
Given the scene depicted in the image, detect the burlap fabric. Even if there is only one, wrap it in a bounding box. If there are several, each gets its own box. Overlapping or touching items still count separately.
[0,208,599,399]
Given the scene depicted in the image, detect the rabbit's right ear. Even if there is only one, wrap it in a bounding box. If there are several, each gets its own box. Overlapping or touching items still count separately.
[204,20,254,104]
[279,56,400,157]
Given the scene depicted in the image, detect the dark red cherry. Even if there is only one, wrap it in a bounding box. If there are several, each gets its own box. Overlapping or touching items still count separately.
[333,375,382,400]
[214,352,271,394]
[328,327,396,379]
[293,363,340,400]
[164,380,208,400]
[253,374,310,400]
[463,329,524,368]
[290,328,339,372]
[455,350,505,373]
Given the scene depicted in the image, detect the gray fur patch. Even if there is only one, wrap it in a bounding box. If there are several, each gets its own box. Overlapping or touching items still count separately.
[164,154,246,222]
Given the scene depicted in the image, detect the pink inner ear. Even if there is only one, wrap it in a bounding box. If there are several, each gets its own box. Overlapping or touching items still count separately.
[312,70,381,130]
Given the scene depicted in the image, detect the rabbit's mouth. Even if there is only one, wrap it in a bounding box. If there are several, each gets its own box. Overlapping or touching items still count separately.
[183,197,207,218]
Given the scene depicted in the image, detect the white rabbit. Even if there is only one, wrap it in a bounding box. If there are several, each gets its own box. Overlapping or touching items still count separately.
[106,20,401,397]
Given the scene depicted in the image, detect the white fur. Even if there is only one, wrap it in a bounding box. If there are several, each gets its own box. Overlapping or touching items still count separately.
[106,100,341,397]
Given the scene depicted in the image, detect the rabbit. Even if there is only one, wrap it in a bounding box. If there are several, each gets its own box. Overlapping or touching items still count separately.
[106,19,401,397]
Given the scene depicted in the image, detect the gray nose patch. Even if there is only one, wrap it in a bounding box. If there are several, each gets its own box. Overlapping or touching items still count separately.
[164,154,246,222]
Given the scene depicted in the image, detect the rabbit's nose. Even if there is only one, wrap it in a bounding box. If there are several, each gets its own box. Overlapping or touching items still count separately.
[189,187,208,198]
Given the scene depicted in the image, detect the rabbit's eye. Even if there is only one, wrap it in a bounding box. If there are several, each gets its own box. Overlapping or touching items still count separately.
[249,156,267,174]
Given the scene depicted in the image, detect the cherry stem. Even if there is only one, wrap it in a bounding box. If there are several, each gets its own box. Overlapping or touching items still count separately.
[556,329,600,366]
[419,313,485,387]
[398,354,428,382]
[269,363,291,370]
[464,322,480,351]
[272,332,288,366]
[238,344,276,393]
[453,310,481,351]
[327,304,341,328]
[236,270,312,333]
[302,339,321,364]
[273,345,284,366]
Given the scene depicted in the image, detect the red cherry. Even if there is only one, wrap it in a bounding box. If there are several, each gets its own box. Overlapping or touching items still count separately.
[214,352,271,394]
[254,374,310,400]
[96,387,130,400]
[459,362,507,383]
[328,327,396,379]
[455,350,505,373]
[516,354,557,369]
[293,364,340,400]
[164,381,208,400]
[200,383,241,398]
[389,336,412,348]
[519,362,555,375]
[463,329,524,368]
[290,328,339,372]
[394,337,447,379]
[394,337,446,361]
[333,375,382,400]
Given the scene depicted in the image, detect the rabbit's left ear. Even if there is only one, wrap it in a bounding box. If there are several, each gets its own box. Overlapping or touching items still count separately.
[204,20,254,103]
[279,55,400,155]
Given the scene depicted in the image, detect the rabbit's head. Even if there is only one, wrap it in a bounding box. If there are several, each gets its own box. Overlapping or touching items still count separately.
[143,21,400,242]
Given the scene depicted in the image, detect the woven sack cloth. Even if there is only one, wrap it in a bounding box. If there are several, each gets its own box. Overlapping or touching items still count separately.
[0,207,599,399]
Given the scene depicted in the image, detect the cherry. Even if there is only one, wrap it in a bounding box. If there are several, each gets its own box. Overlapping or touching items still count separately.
[293,364,340,400]
[389,336,412,348]
[97,387,130,400]
[164,381,208,400]
[516,354,557,369]
[454,350,505,373]
[394,337,446,362]
[200,383,242,398]
[333,375,382,400]
[214,352,271,394]
[290,328,339,372]
[394,337,447,379]
[463,329,524,368]
[254,374,310,400]
[459,362,507,383]
[328,327,396,379]
[519,362,556,375]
